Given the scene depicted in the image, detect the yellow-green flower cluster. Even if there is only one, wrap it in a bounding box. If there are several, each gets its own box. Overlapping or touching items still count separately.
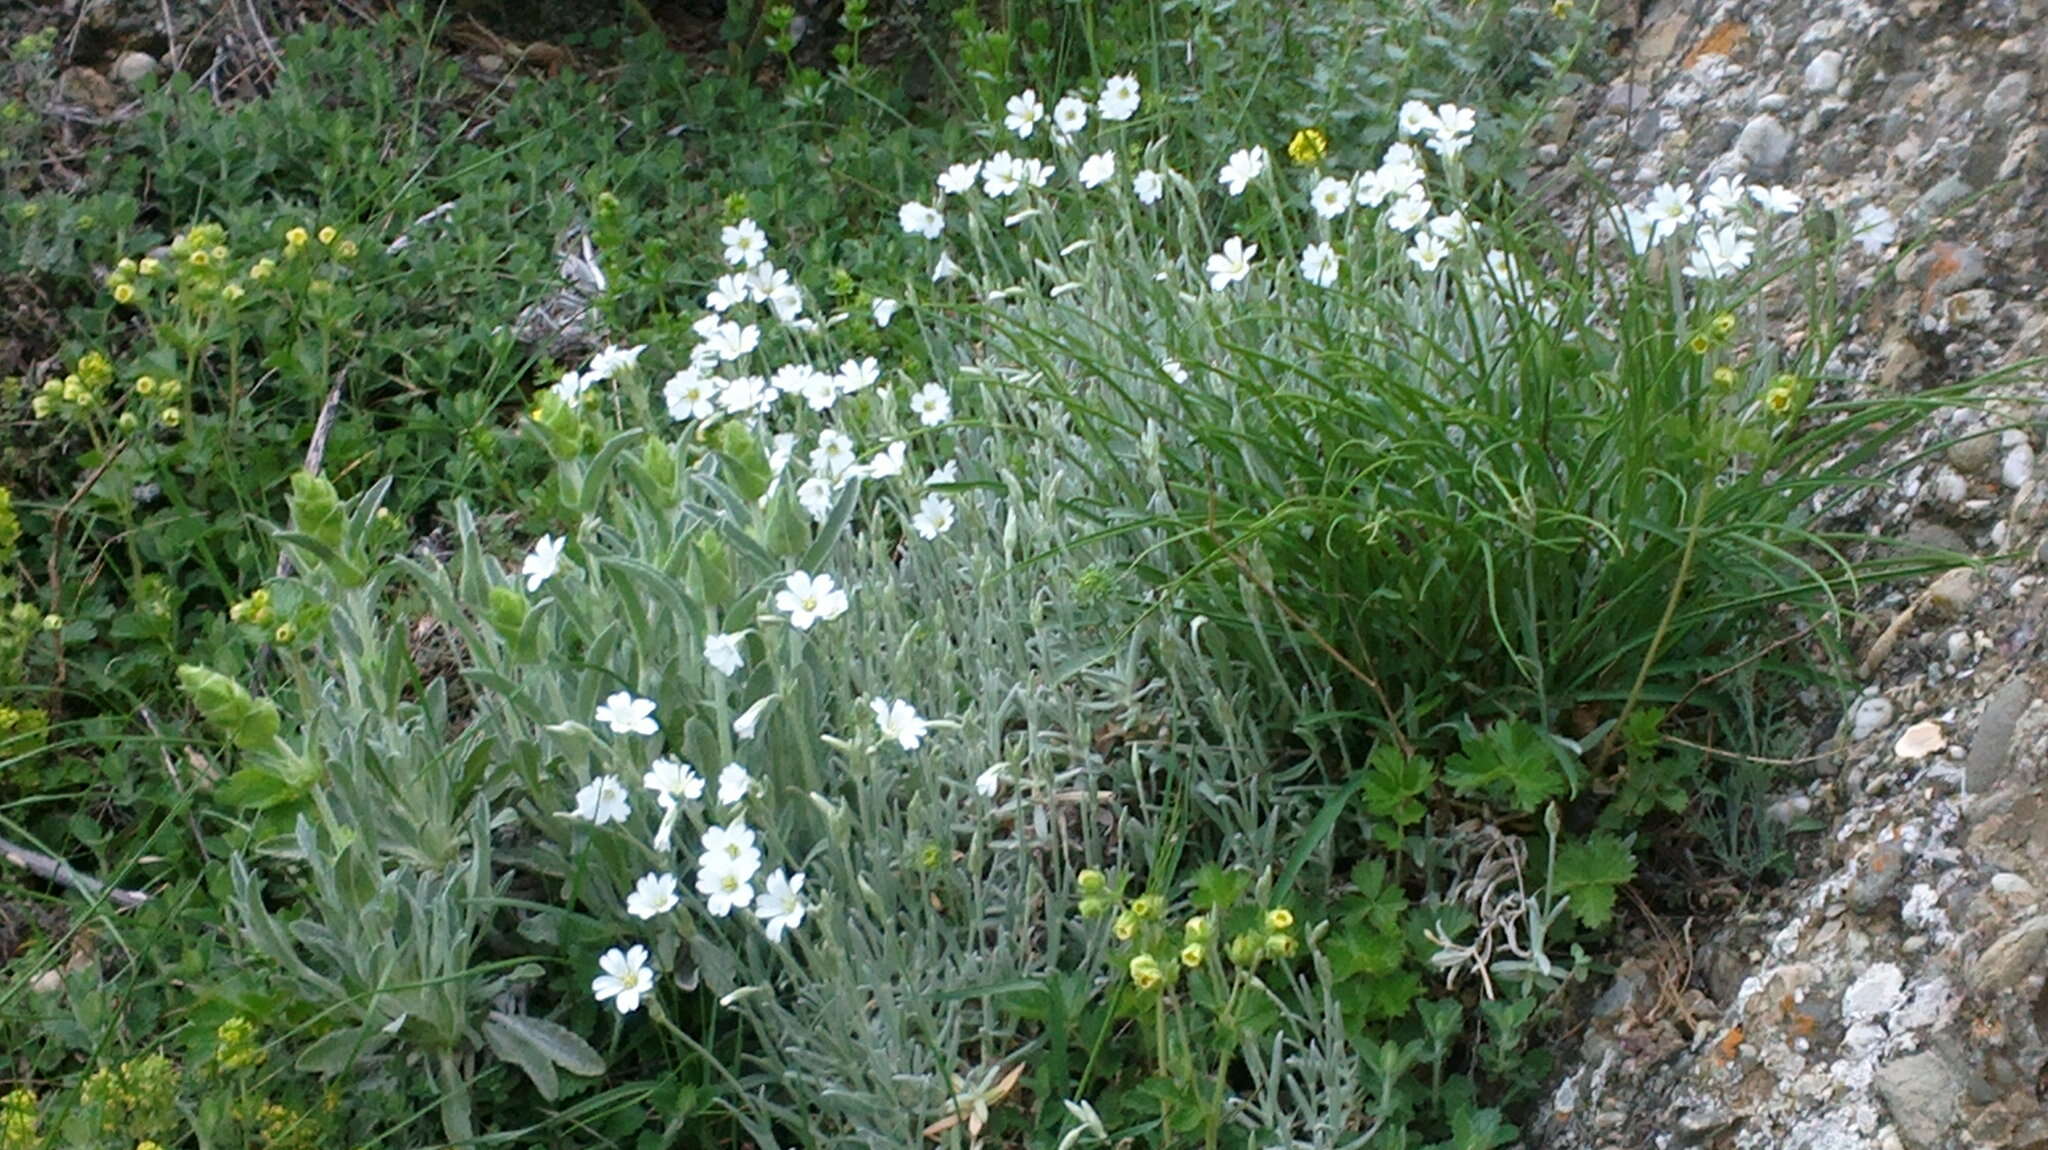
[30,350,115,421]
[78,1054,180,1139]
[214,1016,267,1072]
[0,1088,36,1150]
[1225,907,1301,966]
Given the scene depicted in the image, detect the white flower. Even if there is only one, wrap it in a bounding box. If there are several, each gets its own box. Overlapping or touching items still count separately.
[765,279,804,323]
[732,695,773,740]
[696,853,756,917]
[753,870,808,942]
[1751,184,1804,215]
[798,367,841,412]
[1161,358,1189,385]
[1684,224,1756,280]
[722,218,768,267]
[626,872,680,919]
[550,369,592,405]
[1097,74,1140,121]
[871,297,900,327]
[1699,174,1747,220]
[1053,95,1089,137]
[796,476,835,521]
[584,343,645,381]
[701,820,760,866]
[1428,211,1472,245]
[595,691,659,736]
[663,370,718,422]
[717,763,752,806]
[1351,169,1392,209]
[1645,182,1696,240]
[743,260,785,303]
[592,944,654,1014]
[1217,147,1268,196]
[911,382,952,426]
[911,493,956,539]
[1132,168,1164,205]
[776,571,849,630]
[1407,232,1451,272]
[706,321,760,362]
[836,356,880,395]
[1427,103,1476,159]
[1078,151,1116,189]
[1385,194,1431,234]
[872,697,930,750]
[1309,176,1352,219]
[718,374,770,416]
[521,534,565,592]
[933,251,962,282]
[702,633,745,678]
[1004,89,1045,138]
[898,201,945,239]
[927,460,960,486]
[571,775,632,825]
[644,756,705,807]
[1300,242,1340,287]
[975,764,1005,798]
[937,160,981,196]
[1618,205,1658,254]
[706,272,750,313]
[1023,158,1055,188]
[810,429,858,482]
[1398,99,1440,137]
[1206,235,1257,291]
[982,151,1024,198]
[1851,204,1896,255]
[866,440,908,479]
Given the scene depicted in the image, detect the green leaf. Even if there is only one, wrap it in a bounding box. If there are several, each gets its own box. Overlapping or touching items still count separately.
[1552,833,1636,929]
[1442,721,1564,812]
[1189,863,1249,910]
[483,1009,606,1101]
[214,765,305,810]
[1361,744,1433,828]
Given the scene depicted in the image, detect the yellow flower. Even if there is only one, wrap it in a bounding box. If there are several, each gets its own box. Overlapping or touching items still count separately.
[1226,932,1263,966]
[1551,0,1574,15]
[249,257,275,280]
[40,613,61,632]
[1687,333,1712,355]
[1183,915,1211,942]
[1130,893,1163,921]
[317,225,338,246]
[285,226,309,249]
[1711,365,1737,388]
[1179,943,1206,969]
[1288,127,1329,165]
[1711,312,1736,338]
[1076,868,1106,894]
[159,407,182,428]
[112,282,135,304]
[1263,931,1298,959]
[188,248,210,268]
[1765,386,1795,415]
[1128,953,1164,991]
[337,239,359,259]
[135,375,156,396]
[222,282,246,302]
[1265,907,1294,931]
[137,256,161,276]
[1112,911,1138,941]
[273,622,296,643]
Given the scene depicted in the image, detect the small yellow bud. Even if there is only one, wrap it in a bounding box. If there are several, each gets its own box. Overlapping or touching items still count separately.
[117,411,139,433]
[1184,915,1211,942]
[273,622,296,643]
[1265,907,1295,932]
[1765,386,1795,415]
[1112,911,1138,941]
[1128,953,1164,991]
[249,257,275,280]
[337,239,359,259]
[112,282,135,304]
[1264,931,1297,959]
[116,257,137,274]
[1287,127,1329,166]
[1180,943,1206,969]
[1130,893,1163,921]
[285,226,309,248]
[138,256,161,276]
[159,378,182,399]
[309,278,333,295]
[40,613,62,632]
[159,407,182,428]
[1076,868,1107,894]
[1688,333,1712,355]
[135,375,156,396]
[222,282,245,302]
[188,249,210,267]
[317,225,338,246]
[1711,312,1737,337]
[1712,365,1737,388]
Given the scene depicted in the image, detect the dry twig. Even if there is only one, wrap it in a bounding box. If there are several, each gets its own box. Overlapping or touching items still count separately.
[0,834,150,909]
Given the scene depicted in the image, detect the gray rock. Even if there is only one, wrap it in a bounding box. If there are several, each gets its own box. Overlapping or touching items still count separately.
[1735,114,1795,177]
[1914,175,1973,222]
[2002,441,2036,489]
[1874,1051,1960,1148]
[1849,839,1907,912]
[111,51,158,86]
[1852,694,1898,740]
[1804,50,1844,93]
[1969,914,2048,993]
[1947,432,2001,477]
[1966,678,2034,792]
[1984,72,2033,123]
[1924,567,1978,617]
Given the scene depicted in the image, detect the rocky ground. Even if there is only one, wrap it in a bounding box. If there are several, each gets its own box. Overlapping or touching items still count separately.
[1534,1,2048,1147]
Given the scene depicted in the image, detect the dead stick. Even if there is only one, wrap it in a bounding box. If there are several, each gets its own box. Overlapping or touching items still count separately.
[0,834,150,908]
[277,379,345,580]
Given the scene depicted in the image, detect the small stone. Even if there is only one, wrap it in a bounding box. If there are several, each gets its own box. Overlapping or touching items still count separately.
[1914,176,1973,223]
[57,66,117,113]
[2001,441,2035,489]
[1990,872,2038,902]
[111,51,159,86]
[1985,72,2033,122]
[1804,50,1844,93]
[1966,678,2033,792]
[1969,914,2048,993]
[1844,962,1907,1022]
[1946,432,2000,477]
[1850,840,1908,911]
[1874,1050,1960,1148]
[1928,467,1970,505]
[1922,243,1987,297]
[1924,567,1978,617]
[1946,631,1972,663]
[1602,82,1651,113]
[1735,113,1795,177]
[1852,694,1897,740]
[1894,721,1947,760]
[1943,289,1995,327]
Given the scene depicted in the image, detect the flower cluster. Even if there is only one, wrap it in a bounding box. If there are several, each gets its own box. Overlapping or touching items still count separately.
[1611,174,1803,279]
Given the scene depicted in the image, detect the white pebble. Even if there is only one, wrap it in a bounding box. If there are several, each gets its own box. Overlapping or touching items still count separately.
[1850,694,1896,740]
